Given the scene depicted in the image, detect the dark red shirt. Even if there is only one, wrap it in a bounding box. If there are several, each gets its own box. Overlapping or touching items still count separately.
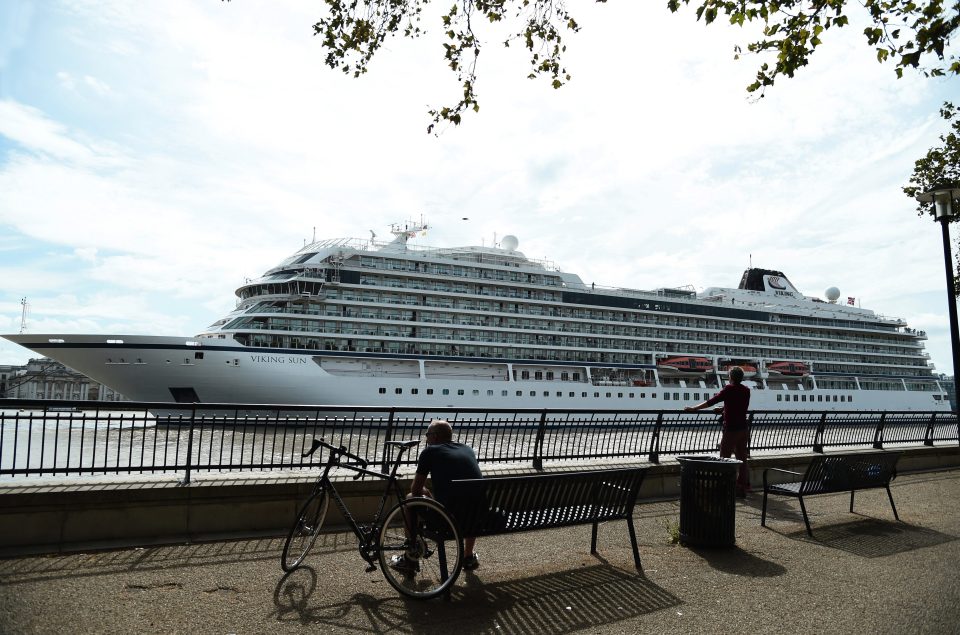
[705,383,751,431]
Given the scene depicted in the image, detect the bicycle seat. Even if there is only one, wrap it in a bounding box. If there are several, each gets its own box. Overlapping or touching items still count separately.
[385,440,421,450]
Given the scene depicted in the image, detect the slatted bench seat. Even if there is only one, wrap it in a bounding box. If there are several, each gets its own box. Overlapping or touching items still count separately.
[761,451,901,536]
[440,467,648,572]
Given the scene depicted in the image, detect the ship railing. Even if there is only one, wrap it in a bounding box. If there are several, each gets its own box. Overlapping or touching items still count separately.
[0,400,956,482]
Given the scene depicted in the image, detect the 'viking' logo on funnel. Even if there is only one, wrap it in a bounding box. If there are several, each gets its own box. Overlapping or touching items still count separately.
[768,276,787,290]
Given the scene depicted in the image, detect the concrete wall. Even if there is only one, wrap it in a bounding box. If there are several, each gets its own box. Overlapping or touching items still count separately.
[1,445,958,556]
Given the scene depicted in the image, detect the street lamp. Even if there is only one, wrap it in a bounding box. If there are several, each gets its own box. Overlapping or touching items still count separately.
[919,182,960,409]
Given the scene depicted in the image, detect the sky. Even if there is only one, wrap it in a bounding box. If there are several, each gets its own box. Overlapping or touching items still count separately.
[0,1,958,374]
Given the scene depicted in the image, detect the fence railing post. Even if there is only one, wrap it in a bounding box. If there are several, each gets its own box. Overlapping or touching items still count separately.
[812,412,827,453]
[533,410,547,471]
[180,405,196,486]
[923,412,937,447]
[381,409,396,474]
[648,412,663,463]
[873,412,886,449]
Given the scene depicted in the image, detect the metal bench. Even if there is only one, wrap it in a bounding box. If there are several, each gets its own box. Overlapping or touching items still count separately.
[761,451,901,536]
[439,467,648,572]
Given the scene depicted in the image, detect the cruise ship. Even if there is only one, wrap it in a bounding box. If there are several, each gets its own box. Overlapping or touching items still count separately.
[4,222,951,411]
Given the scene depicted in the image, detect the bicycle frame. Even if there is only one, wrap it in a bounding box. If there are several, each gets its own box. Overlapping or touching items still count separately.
[305,439,416,564]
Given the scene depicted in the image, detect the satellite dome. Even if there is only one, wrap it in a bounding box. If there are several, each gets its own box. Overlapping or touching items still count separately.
[825,287,841,303]
[501,235,519,251]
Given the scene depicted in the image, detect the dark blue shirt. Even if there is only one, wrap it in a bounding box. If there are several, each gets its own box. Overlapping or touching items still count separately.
[415,442,482,505]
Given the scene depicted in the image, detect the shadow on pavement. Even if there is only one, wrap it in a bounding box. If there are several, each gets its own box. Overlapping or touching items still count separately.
[795,519,957,558]
[687,546,786,577]
[0,538,283,583]
[272,563,681,634]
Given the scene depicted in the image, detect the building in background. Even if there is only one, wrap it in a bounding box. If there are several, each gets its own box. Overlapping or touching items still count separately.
[0,358,125,401]
[939,375,956,412]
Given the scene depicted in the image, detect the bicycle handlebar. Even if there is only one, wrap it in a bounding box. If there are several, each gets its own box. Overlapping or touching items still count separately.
[302,438,369,470]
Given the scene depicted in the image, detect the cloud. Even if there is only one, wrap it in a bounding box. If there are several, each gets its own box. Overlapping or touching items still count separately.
[0,0,956,377]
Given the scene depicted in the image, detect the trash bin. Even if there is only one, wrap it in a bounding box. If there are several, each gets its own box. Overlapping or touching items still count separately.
[677,455,742,547]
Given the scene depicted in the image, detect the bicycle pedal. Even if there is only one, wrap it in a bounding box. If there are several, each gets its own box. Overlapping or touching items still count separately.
[365,565,377,573]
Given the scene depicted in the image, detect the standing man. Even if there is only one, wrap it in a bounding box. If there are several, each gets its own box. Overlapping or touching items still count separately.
[391,419,482,572]
[684,366,752,497]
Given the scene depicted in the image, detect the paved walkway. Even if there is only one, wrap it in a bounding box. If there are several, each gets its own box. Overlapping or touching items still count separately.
[1,469,959,634]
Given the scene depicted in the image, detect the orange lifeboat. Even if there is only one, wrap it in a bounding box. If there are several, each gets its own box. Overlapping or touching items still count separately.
[719,362,758,378]
[767,361,809,376]
[657,356,713,374]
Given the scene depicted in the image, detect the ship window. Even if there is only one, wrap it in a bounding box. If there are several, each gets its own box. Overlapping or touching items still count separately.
[817,395,822,402]
[832,395,838,402]
[530,391,536,396]
[521,371,530,379]
[572,372,581,381]
[840,395,845,402]
[502,390,508,396]
[664,393,670,401]
[486,390,493,396]
[379,387,386,394]
[777,394,782,401]
[629,393,634,398]
[395,388,402,394]
[426,388,434,395]
[793,395,799,402]
[442,389,450,395]
[651,393,656,398]
[618,392,623,398]
[848,395,853,402]
[411,388,419,395]
[535,371,543,380]
[582,392,587,397]
[557,392,562,397]
[594,392,600,398]
[684,393,689,400]
[458,389,465,395]
[561,372,569,381]
[517,391,523,396]
[472,389,480,396]
[543,391,549,397]
[546,371,554,380]
[801,395,806,402]
[673,393,680,400]
[194,352,204,359]
[569,392,575,397]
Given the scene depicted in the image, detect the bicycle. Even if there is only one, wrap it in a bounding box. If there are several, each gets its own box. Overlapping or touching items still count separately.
[280,437,463,600]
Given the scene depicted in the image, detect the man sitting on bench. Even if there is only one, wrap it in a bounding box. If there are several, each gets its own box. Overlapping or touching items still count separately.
[390,419,483,573]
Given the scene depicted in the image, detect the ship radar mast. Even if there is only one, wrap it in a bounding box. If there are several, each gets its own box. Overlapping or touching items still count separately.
[382,216,429,251]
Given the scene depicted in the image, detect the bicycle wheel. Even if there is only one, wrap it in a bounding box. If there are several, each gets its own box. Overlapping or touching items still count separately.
[378,498,463,600]
[281,489,329,572]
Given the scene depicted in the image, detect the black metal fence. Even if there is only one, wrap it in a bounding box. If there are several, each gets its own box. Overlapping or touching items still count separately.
[0,399,957,481]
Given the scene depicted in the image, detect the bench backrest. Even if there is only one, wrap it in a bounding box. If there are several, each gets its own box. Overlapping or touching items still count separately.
[801,452,900,495]
[445,468,646,537]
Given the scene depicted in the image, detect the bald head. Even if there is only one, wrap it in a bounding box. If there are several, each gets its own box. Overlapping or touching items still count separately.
[427,419,453,443]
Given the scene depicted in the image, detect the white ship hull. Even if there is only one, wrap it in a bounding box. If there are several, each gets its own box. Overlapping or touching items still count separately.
[4,226,950,413]
[4,334,947,412]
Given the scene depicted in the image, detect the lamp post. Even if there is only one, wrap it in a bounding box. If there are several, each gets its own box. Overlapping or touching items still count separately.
[919,183,960,409]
